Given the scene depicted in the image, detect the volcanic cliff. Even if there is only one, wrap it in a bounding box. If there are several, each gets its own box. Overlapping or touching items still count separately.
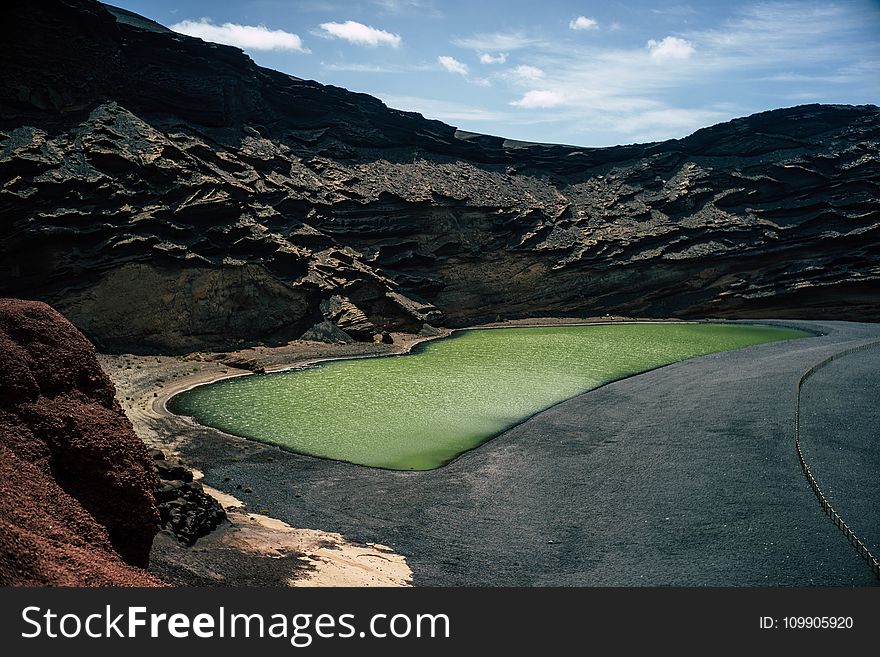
[0,298,161,586]
[1,0,878,352]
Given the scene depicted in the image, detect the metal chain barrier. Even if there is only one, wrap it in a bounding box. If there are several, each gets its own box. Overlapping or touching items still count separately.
[794,339,880,580]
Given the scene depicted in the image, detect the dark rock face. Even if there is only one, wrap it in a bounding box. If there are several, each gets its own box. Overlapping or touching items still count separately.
[151,449,226,546]
[0,298,162,586]
[1,1,878,352]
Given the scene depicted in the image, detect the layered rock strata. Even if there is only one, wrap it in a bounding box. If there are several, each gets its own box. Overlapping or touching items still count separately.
[1,1,877,352]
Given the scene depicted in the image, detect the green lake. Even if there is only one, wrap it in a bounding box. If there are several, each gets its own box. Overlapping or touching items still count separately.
[168,323,810,470]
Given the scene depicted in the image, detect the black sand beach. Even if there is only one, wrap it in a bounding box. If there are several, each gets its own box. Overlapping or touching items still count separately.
[154,320,880,586]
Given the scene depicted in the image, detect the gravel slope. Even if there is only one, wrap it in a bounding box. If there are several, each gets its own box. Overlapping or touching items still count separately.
[176,320,880,586]
[798,343,880,567]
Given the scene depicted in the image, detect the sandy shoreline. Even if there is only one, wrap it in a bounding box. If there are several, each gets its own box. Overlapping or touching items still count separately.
[100,330,451,586]
[97,314,677,585]
[100,316,876,586]
[101,330,443,451]
[149,319,878,586]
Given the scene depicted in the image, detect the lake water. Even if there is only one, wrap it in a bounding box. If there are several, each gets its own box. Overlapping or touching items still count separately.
[168,323,810,470]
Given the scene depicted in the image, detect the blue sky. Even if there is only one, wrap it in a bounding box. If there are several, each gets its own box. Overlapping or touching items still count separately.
[113,0,880,146]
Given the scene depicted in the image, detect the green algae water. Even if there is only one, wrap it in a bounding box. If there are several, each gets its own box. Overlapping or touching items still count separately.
[169,323,809,470]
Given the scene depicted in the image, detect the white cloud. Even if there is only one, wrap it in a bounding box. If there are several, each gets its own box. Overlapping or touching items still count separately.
[171,18,309,52]
[480,52,507,64]
[453,31,543,51]
[438,55,469,75]
[646,36,695,60]
[372,0,437,14]
[348,1,875,147]
[472,77,492,87]
[651,5,696,17]
[694,3,874,65]
[448,2,878,145]
[613,108,727,139]
[380,95,507,122]
[510,65,544,81]
[321,62,394,73]
[321,61,435,73]
[510,90,566,108]
[318,20,401,47]
[569,16,598,31]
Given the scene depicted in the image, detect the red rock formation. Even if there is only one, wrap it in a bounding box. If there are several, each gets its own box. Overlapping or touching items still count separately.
[0,298,162,586]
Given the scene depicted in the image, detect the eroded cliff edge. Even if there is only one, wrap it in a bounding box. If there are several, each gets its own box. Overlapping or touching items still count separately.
[0,298,162,586]
[1,0,878,352]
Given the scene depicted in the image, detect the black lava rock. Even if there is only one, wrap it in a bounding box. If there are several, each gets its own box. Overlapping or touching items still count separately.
[152,453,226,546]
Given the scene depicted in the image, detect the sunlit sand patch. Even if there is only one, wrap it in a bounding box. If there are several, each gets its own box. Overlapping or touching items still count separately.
[202,484,411,587]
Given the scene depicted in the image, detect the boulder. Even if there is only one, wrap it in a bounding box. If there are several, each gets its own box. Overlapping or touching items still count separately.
[150,450,226,546]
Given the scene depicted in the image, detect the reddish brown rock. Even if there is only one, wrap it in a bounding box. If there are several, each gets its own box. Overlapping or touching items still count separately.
[0,298,162,586]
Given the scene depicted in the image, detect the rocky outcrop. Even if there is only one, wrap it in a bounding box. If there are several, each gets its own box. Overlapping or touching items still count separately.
[1,1,878,353]
[151,449,226,546]
[0,298,162,585]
